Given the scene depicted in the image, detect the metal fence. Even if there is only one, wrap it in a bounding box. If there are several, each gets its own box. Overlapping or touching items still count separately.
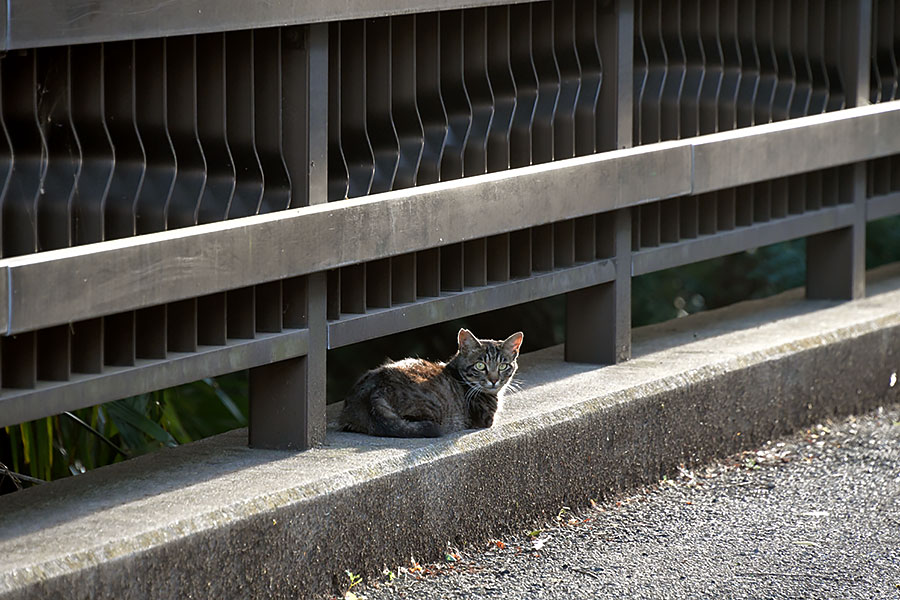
[0,0,897,450]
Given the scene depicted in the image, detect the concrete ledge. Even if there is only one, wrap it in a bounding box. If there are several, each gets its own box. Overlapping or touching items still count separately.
[2,265,899,599]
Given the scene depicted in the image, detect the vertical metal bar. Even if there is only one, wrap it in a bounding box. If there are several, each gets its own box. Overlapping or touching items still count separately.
[735,184,754,226]
[574,215,596,261]
[872,0,897,102]
[196,33,236,222]
[509,4,538,167]
[753,181,772,222]
[2,333,37,388]
[805,169,823,211]
[771,1,796,121]
[842,0,873,108]
[754,0,778,124]
[631,206,641,249]
[806,167,865,300]
[416,247,441,297]
[486,6,515,171]
[392,15,424,191]
[225,30,264,217]
[509,228,532,277]
[566,209,631,364]
[71,318,103,374]
[440,10,471,181]
[255,281,283,333]
[596,214,615,258]
[717,0,742,131]
[166,35,206,229]
[679,195,700,238]
[823,2,846,111]
[340,264,367,313]
[103,312,135,367]
[366,258,393,308]
[281,28,308,209]
[736,0,759,128]
[464,237,488,287]
[698,192,718,233]
[35,46,78,254]
[70,44,114,246]
[37,325,70,381]
[680,0,705,138]
[487,233,511,282]
[254,29,292,213]
[806,0,829,114]
[103,41,143,241]
[531,223,554,271]
[197,293,227,346]
[136,305,167,359]
[367,18,400,194]
[282,276,309,329]
[133,38,177,234]
[807,0,870,302]
[574,0,602,155]
[659,0,685,141]
[227,287,256,339]
[639,0,666,143]
[440,242,465,291]
[821,167,840,207]
[788,0,813,118]
[415,12,447,186]
[341,20,375,197]
[716,188,736,230]
[167,298,198,352]
[660,198,680,242]
[2,49,42,257]
[531,1,560,162]
[0,57,12,255]
[327,24,350,201]
[572,1,633,365]
[554,219,576,268]
[327,269,341,320]
[771,177,789,218]
[639,203,661,246]
[633,0,648,145]
[391,253,417,304]
[553,0,581,159]
[463,8,493,176]
[698,0,722,134]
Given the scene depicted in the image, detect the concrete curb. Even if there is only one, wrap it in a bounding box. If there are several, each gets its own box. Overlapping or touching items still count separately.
[2,266,899,599]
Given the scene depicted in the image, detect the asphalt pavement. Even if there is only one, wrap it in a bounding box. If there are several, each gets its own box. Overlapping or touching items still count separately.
[348,402,900,600]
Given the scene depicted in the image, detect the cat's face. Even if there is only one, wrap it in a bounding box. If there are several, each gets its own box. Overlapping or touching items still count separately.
[455,329,524,395]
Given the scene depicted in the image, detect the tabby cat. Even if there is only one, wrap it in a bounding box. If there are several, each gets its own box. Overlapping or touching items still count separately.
[339,329,524,438]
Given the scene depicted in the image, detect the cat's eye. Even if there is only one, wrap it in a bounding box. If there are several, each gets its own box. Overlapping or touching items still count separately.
[474,361,486,370]
[498,363,509,371]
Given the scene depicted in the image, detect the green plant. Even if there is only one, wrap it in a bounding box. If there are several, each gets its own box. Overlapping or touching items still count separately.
[0,375,247,492]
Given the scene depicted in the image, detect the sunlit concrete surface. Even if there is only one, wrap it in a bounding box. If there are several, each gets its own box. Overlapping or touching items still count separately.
[1,264,898,600]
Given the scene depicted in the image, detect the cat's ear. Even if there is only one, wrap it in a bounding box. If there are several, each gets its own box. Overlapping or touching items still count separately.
[457,328,482,353]
[502,332,524,355]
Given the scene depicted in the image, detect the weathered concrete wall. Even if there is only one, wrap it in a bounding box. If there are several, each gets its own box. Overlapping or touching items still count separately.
[2,266,899,599]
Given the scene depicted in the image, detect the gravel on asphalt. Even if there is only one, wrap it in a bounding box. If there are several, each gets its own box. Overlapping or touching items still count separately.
[340,402,900,600]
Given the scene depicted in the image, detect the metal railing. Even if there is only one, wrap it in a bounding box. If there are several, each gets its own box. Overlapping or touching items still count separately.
[0,0,897,450]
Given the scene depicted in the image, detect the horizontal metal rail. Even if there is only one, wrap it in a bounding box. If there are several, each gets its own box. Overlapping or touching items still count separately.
[0,329,309,428]
[328,258,618,348]
[0,101,898,336]
[868,191,900,221]
[633,204,858,275]
[2,0,538,51]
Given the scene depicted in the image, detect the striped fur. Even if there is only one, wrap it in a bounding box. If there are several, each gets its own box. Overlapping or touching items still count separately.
[339,329,523,438]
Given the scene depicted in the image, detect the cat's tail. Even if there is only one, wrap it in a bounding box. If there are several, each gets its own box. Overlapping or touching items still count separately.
[368,397,442,438]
